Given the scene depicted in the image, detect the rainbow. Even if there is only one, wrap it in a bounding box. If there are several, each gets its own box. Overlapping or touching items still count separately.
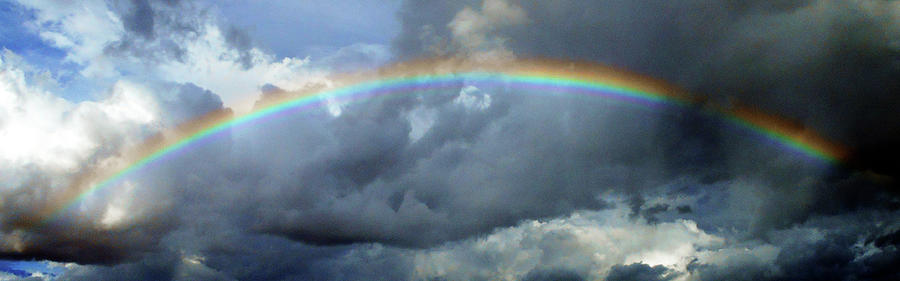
[37,58,848,224]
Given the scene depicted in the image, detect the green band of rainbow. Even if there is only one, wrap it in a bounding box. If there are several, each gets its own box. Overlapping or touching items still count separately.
[43,68,846,224]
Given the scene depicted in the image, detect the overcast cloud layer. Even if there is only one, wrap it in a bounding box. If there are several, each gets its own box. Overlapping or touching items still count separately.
[1,0,898,280]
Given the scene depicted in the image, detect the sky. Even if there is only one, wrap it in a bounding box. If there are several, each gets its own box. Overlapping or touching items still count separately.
[0,0,898,280]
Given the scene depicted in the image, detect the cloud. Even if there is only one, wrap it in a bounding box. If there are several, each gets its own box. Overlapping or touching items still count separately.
[222,25,253,70]
[446,0,526,60]
[394,0,900,233]
[409,207,722,280]
[313,43,393,72]
[606,263,679,281]
[19,0,123,75]
[405,205,895,281]
[242,83,732,247]
[686,215,900,281]
[14,0,330,112]
[396,0,900,178]
[0,49,233,264]
[0,50,157,174]
[117,0,155,39]
[521,268,584,281]
[1,0,899,279]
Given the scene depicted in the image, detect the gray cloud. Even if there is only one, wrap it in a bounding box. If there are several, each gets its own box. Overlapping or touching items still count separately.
[395,0,900,177]
[103,0,263,69]
[687,214,900,281]
[606,263,679,281]
[2,0,900,280]
[397,0,900,233]
[223,25,253,70]
[103,0,203,64]
[521,268,584,281]
[121,0,155,39]
[159,82,225,125]
[242,87,699,247]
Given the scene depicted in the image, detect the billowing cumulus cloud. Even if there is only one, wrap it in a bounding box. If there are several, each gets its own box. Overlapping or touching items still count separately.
[0,48,223,265]
[14,0,329,112]
[409,207,721,280]
[0,0,898,280]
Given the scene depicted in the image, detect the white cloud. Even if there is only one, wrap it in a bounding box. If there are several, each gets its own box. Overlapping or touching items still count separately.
[412,206,724,280]
[154,23,329,112]
[0,51,158,178]
[446,0,526,61]
[448,0,526,49]
[99,180,138,229]
[15,0,331,113]
[21,0,123,76]
[406,103,437,142]
[454,85,492,111]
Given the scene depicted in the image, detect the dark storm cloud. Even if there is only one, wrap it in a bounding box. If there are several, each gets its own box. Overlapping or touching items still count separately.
[606,263,679,281]
[0,212,176,264]
[395,0,900,231]
[56,252,233,281]
[688,214,900,281]
[53,217,414,280]
[380,2,900,279]
[395,0,900,176]
[242,88,695,247]
[627,195,674,223]
[748,170,899,235]
[38,76,678,256]
[4,0,900,280]
[521,268,584,281]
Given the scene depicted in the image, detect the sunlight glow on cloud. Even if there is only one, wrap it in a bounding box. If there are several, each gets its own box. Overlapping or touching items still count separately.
[154,23,331,113]
[0,52,158,173]
[412,207,723,280]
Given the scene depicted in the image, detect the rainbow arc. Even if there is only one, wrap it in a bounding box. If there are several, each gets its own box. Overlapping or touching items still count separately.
[37,58,849,224]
